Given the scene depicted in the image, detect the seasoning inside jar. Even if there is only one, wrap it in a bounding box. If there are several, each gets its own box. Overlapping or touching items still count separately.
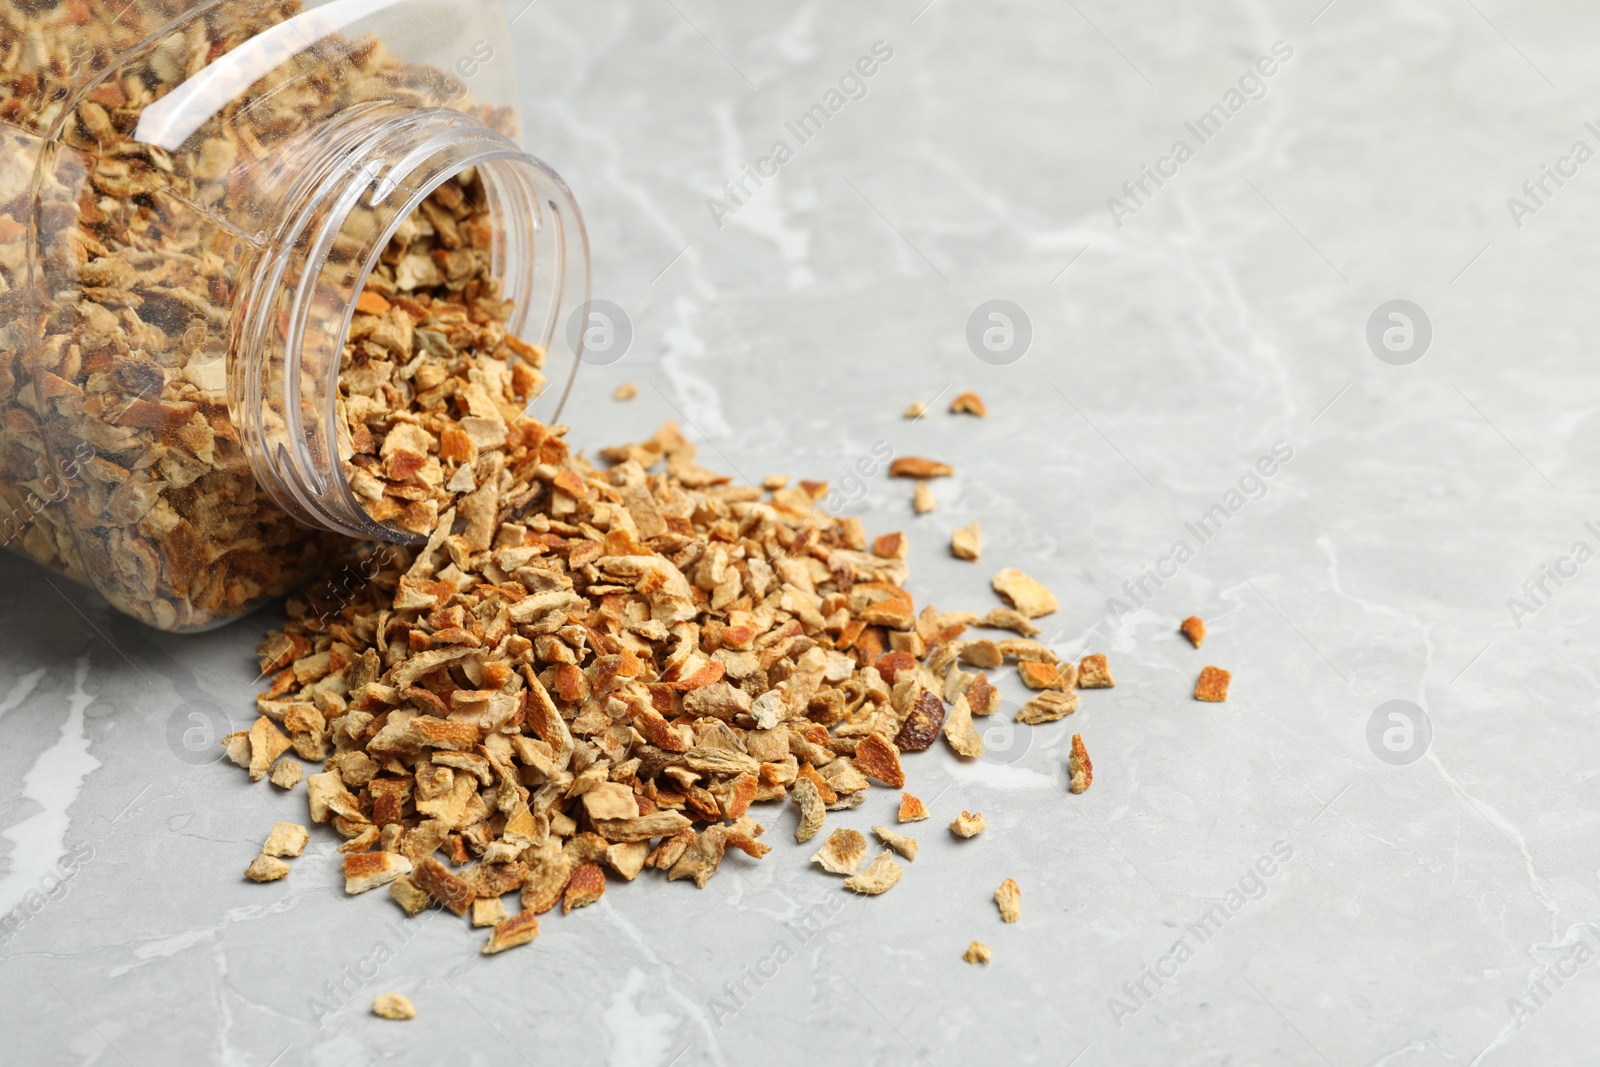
[0,0,588,631]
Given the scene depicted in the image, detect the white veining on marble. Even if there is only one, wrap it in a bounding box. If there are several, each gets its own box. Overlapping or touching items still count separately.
[746,0,819,72]
[658,294,732,440]
[941,757,1056,791]
[596,901,728,1067]
[711,101,814,289]
[105,897,305,978]
[0,656,97,919]
[603,967,678,1067]
[0,666,46,725]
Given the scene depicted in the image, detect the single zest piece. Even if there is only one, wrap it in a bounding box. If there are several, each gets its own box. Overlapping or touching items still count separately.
[893,691,945,752]
[1068,734,1092,794]
[995,877,1021,923]
[562,863,607,913]
[950,521,981,562]
[949,391,988,417]
[854,732,906,787]
[889,456,953,478]
[811,829,868,875]
[482,910,541,955]
[372,993,416,1020]
[1195,665,1231,702]
[793,777,827,843]
[1077,653,1115,689]
[950,810,987,838]
[245,855,290,883]
[976,607,1034,635]
[873,825,918,861]
[898,792,930,823]
[262,822,309,858]
[1016,689,1078,724]
[1018,661,1074,690]
[843,851,903,895]
[991,568,1058,618]
[943,693,983,758]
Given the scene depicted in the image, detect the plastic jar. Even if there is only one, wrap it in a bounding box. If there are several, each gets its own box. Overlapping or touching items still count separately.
[0,0,588,631]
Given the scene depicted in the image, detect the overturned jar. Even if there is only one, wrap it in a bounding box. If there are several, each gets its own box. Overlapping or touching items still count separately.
[0,0,588,630]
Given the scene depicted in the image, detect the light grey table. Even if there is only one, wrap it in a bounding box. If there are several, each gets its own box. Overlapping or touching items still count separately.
[4,1,1597,1063]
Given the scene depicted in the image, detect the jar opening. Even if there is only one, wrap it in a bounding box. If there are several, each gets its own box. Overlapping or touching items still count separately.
[232,108,589,547]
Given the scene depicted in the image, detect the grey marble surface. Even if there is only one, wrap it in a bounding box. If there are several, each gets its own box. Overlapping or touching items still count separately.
[6,0,1600,1063]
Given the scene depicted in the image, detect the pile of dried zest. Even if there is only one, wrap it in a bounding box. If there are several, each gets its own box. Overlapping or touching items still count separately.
[337,172,548,536]
[226,417,1056,951]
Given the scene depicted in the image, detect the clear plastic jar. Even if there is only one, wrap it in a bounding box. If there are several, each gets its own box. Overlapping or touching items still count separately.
[0,0,588,631]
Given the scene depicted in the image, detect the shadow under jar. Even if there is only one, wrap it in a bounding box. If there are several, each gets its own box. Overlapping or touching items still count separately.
[0,0,588,631]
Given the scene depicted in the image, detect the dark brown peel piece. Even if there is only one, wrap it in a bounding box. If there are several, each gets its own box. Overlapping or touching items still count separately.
[894,690,946,752]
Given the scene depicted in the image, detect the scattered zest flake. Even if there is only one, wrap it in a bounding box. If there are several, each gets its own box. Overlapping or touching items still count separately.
[1077,653,1115,689]
[482,910,541,955]
[898,793,930,823]
[1195,665,1231,702]
[991,569,1058,618]
[943,693,984,757]
[811,829,868,875]
[950,811,987,838]
[950,521,981,562]
[263,823,309,858]
[976,607,1034,635]
[1180,615,1206,648]
[873,825,918,861]
[372,993,416,1020]
[843,851,903,895]
[1016,689,1078,724]
[1068,734,1092,794]
[995,878,1021,923]
[245,855,290,883]
[873,531,908,560]
[1018,661,1075,690]
[963,940,992,964]
[890,457,953,478]
[949,391,988,417]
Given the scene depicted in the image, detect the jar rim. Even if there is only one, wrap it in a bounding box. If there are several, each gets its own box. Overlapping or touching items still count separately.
[232,106,590,547]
